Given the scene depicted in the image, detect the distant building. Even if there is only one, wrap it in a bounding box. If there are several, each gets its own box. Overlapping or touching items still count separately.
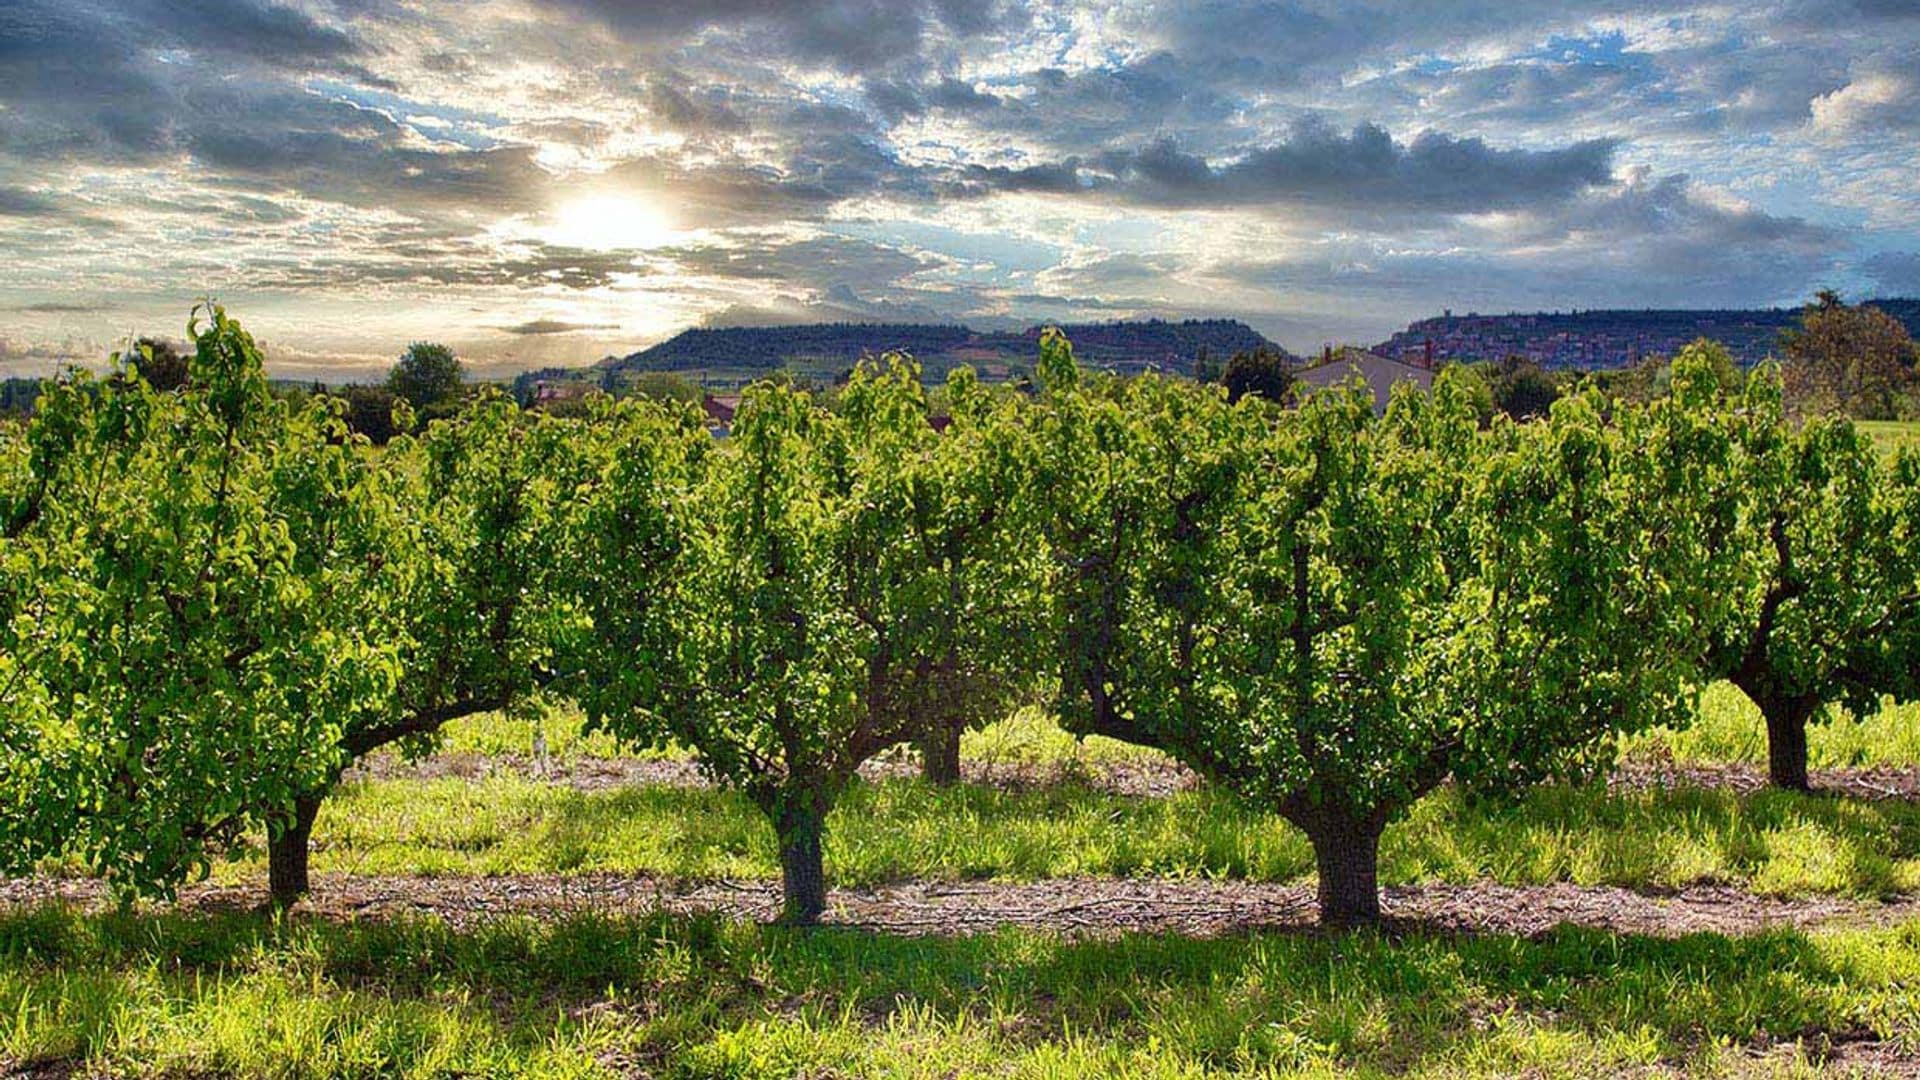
[702,393,741,437]
[530,380,589,408]
[1292,349,1434,414]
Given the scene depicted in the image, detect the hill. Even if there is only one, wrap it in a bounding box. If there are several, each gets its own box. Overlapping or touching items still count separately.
[596,318,1281,386]
[1372,299,1920,370]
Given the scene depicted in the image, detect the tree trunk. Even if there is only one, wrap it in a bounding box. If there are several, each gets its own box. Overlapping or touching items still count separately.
[1301,809,1384,928]
[1761,696,1815,792]
[920,715,963,785]
[774,802,828,926]
[268,793,323,908]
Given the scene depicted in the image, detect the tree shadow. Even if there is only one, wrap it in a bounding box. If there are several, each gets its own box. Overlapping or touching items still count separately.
[0,901,1903,1075]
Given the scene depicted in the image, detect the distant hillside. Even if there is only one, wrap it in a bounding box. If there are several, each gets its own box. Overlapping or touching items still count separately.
[1373,299,1920,370]
[598,318,1282,385]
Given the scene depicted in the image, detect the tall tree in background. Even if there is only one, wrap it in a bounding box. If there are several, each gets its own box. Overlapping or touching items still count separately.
[387,342,466,412]
[1221,345,1293,404]
[129,337,190,392]
[1780,290,1918,420]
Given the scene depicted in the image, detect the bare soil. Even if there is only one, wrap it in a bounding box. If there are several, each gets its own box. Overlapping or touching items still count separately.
[359,746,1920,804]
[348,749,1204,797]
[5,873,1916,939]
[1612,759,1920,802]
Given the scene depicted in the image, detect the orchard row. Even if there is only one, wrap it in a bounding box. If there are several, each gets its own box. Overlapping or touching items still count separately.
[3,306,1916,926]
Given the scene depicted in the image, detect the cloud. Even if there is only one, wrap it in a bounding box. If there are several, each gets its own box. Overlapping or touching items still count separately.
[2,0,1918,371]
[1808,66,1920,139]
[952,120,1617,218]
[1866,251,1920,295]
[499,319,618,335]
[532,0,1024,73]
[0,186,68,218]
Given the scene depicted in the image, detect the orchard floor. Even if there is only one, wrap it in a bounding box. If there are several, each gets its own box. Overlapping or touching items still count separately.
[6,887,1920,1077]
[10,700,1920,1077]
[10,871,1920,940]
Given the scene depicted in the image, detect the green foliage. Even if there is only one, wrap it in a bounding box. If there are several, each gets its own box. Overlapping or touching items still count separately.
[385,341,465,412]
[0,304,387,896]
[556,356,1041,921]
[1035,357,1708,922]
[1220,344,1293,403]
[1781,290,1920,420]
[1035,326,1078,394]
[1672,350,1920,788]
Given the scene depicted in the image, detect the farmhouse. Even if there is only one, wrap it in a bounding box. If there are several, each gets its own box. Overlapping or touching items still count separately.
[1292,348,1434,414]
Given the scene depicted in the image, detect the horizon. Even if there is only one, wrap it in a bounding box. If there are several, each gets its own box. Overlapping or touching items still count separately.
[4,1,1919,381]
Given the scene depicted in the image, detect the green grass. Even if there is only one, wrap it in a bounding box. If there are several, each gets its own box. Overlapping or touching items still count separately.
[5,904,1918,1078]
[454,690,1920,775]
[210,768,1920,898]
[1630,685,1920,771]
[1857,419,1920,458]
[440,705,1171,769]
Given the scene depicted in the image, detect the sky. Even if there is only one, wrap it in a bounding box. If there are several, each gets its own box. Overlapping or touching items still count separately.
[2,0,1918,381]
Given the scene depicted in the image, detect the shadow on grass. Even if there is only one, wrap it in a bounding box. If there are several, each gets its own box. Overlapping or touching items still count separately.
[3,902,1916,1076]
[312,771,1920,897]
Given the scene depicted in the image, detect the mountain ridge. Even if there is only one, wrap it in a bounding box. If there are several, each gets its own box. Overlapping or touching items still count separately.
[597,318,1282,383]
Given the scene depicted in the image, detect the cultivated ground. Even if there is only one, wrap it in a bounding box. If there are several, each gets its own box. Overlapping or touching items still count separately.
[7,689,1920,1077]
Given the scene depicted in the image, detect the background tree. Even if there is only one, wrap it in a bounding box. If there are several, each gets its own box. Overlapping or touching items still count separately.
[627,371,703,407]
[1780,290,1918,420]
[129,337,190,391]
[341,384,401,444]
[1222,345,1293,404]
[1192,344,1222,383]
[1037,361,1706,926]
[387,342,466,415]
[1487,356,1562,419]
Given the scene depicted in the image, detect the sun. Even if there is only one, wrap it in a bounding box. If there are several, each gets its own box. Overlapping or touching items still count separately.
[542,194,678,251]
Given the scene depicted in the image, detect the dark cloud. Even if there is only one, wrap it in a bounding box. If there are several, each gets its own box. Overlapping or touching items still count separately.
[954,120,1616,216]
[645,79,749,135]
[17,301,107,313]
[1216,170,1844,322]
[864,76,1005,119]
[499,319,619,335]
[1866,251,1920,295]
[0,186,68,218]
[533,0,1024,72]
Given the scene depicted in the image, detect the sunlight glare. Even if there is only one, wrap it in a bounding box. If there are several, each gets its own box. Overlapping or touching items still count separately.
[543,194,678,251]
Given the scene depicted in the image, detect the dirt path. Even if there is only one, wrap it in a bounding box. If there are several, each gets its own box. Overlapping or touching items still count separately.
[349,749,1204,797]
[7,873,1916,939]
[356,748,1920,803]
[1611,759,1920,802]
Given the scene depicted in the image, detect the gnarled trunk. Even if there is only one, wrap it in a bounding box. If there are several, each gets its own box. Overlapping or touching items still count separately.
[919,715,963,785]
[774,801,828,926]
[1297,808,1385,928]
[267,793,323,908]
[1760,696,1816,792]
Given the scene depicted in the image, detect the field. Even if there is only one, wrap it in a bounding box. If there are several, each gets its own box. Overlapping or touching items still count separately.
[9,689,1920,1077]
[1857,419,1920,457]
